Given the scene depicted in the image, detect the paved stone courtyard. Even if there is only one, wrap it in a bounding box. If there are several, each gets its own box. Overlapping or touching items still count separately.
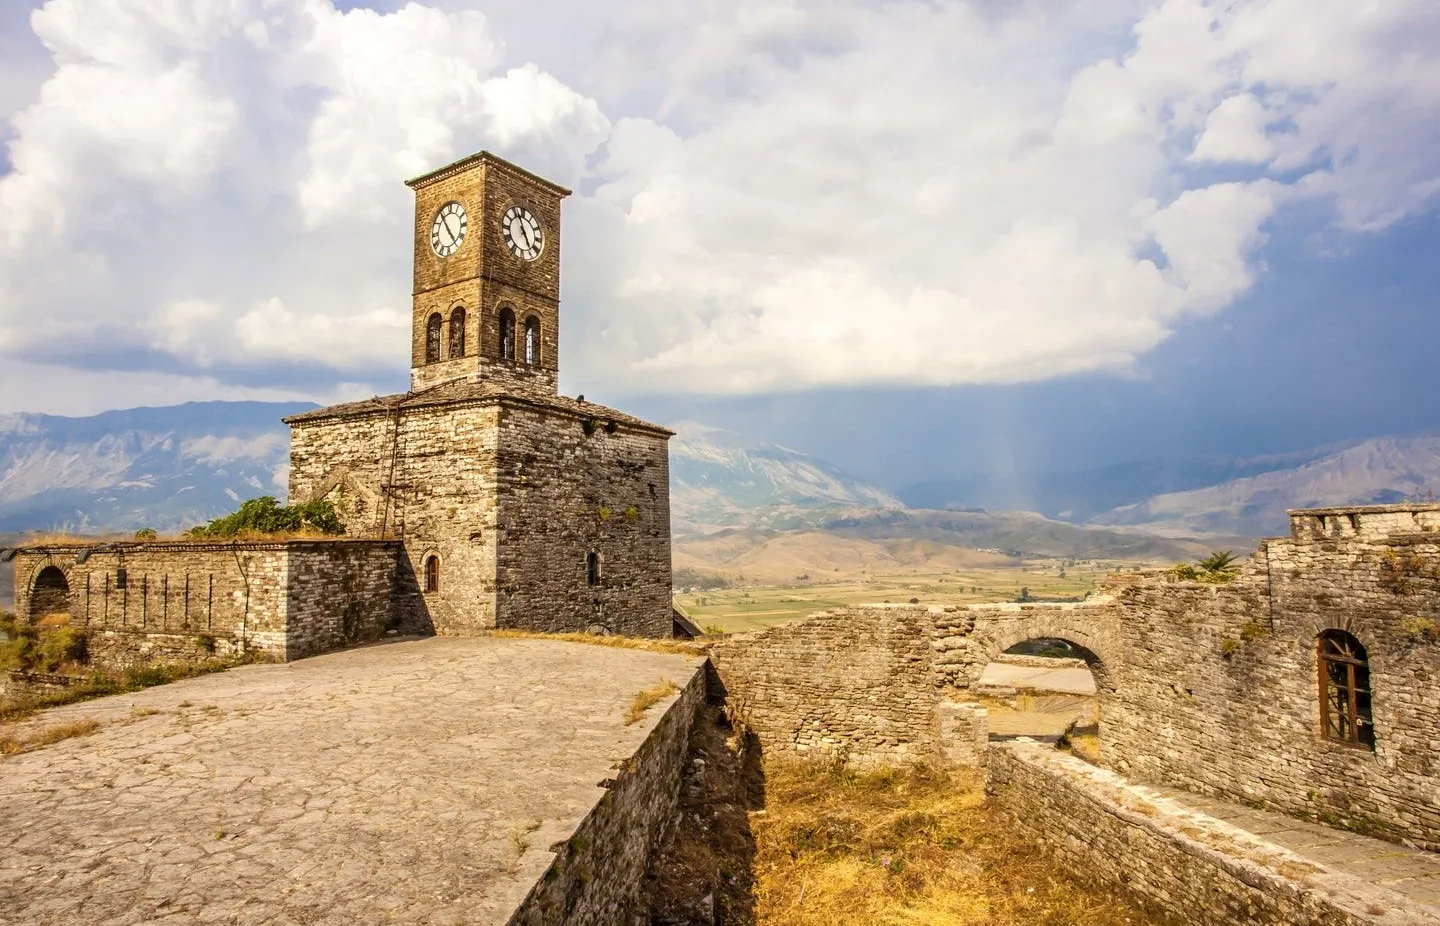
[0,637,703,926]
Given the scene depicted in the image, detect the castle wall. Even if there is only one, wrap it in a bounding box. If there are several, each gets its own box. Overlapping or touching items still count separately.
[287,404,503,636]
[507,660,707,925]
[387,403,503,636]
[284,542,409,658]
[1104,529,1440,849]
[709,507,1440,848]
[708,607,939,765]
[494,403,672,638]
[988,741,1424,926]
[10,541,406,669]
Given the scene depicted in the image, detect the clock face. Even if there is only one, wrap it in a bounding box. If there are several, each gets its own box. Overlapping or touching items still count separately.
[503,206,544,261]
[430,202,468,257]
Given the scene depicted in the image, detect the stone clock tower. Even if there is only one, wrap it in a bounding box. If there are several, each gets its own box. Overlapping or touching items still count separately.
[407,151,569,393]
[284,149,674,643]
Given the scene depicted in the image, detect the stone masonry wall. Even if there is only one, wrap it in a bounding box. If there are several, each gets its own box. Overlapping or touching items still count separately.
[989,741,1437,926]
[506,660,708,925]
[494,402,672,638]
[1105,530,1440,849]
[11,541,406,668]
[709,607,939,766]
[285,542,407,659]
[288,403,503,636]
[12,545,291,665]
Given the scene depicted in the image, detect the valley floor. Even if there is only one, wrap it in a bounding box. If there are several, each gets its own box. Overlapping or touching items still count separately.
[676,563,1121,633]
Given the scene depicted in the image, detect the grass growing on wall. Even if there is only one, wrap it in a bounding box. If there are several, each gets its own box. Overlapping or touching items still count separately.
[623,680,679,725]
[753,760,1173,926]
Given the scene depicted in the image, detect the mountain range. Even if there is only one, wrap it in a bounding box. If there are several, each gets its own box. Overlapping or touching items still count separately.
[2,401,1437,602]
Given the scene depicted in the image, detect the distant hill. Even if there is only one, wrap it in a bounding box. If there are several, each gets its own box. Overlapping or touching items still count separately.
[673,508,1236,583]
[899,445,1347,522]
[670,421,903,532]
[0,401,313,535]
[1092,435,1440,537]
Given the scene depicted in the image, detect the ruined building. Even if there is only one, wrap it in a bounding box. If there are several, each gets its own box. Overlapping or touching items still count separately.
[10,152,676,666]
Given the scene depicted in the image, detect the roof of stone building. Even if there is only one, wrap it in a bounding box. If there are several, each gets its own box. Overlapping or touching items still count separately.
[283,378,674,436]
[404,149,572,196]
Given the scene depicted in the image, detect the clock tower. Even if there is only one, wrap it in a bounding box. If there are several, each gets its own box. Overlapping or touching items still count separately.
[406,151,569,394]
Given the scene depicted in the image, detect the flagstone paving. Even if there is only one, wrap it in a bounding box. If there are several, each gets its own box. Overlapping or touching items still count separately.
[0,637,702,926]
[1155,787,1440,909]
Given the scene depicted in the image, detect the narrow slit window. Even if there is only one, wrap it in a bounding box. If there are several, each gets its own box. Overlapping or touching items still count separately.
[1318,630,1375,749]
[449,307,466,359]
[524,316,540,366]
[423,555,440,593]
[586,551,600,586]
[498,307,516,361]
[425,313,443,363]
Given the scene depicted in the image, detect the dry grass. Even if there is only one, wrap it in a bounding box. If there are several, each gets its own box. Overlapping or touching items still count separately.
[624,680,680,725]
[482,628,703,656]
[753,760,1171,926]
[0,718,101,756]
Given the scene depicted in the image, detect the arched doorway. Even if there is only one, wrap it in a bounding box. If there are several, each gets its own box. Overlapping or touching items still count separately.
[30,565,72,621]
[977,636,1106,763]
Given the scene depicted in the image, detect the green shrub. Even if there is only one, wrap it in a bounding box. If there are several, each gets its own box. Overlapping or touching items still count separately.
[34,626,87,672]
[191,496,345,537]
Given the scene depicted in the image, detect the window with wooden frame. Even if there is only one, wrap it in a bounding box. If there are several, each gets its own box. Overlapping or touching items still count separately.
[1318,630,1375,750]
[423,555,440,594]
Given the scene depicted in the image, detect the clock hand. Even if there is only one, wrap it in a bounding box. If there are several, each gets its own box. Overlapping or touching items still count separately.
[443,214,460,243]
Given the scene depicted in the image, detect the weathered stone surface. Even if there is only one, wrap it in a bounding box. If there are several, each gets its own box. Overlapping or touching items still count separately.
[0,637,706,926]
[989,741,1440,926]
[709,503,1440,849]
[10,540,404,668]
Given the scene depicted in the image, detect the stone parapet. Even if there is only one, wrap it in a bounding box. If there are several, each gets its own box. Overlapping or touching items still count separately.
[988,742,1440,926]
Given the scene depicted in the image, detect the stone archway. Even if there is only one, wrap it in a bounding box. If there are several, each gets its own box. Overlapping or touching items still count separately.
[969,609,1123,762]
[29,565,72,621]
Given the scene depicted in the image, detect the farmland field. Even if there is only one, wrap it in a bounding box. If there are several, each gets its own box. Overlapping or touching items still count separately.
[675,559,1144,634]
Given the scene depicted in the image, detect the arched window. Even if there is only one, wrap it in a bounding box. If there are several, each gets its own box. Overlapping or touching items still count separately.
[425,313,443,363]
[586,551,601,586]
[524,316,540,366]
[1319,630,1375,749]
[423,555,440,593]
[449,307,466,359]
[498,307,516,361]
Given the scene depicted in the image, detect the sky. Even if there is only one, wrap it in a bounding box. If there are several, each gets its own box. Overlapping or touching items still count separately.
[0,0,1438,488]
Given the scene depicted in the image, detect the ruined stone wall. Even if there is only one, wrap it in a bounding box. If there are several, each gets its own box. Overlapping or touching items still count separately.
[11,541,407,668]
[930,599,1122,694]
[494,402,672,638]
[709,607,939,765]
[507,660,708,925]
[1105,530,1440,849]
[988,742,1431,926]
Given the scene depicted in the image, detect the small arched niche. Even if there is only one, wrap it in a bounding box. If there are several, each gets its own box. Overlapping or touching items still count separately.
[30,565,72,621]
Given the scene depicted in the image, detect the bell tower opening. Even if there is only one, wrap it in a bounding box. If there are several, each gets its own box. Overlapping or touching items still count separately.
[406,151,570,394]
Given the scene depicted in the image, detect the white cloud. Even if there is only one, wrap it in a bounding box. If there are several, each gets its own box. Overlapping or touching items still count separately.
[0,0,1437,403]
[1191,94,1273,163]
